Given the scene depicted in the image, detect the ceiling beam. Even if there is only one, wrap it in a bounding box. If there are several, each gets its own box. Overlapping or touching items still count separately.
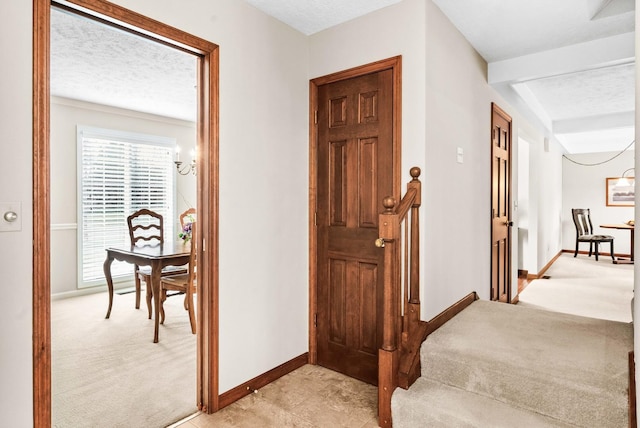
[488,32,634,85]
[553,111,635,134]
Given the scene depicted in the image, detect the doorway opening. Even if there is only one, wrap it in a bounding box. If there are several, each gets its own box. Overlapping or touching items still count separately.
[33,0,219,425]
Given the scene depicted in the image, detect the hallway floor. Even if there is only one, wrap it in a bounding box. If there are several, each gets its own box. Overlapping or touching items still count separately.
[174,364,379,428]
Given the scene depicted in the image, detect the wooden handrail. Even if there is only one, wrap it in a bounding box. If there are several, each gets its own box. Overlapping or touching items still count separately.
[377,167,422,428]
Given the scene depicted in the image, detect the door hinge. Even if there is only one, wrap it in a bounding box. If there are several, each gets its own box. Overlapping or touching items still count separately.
[314,110,318,124]
[314,211,317,226]
[314,313,317,327]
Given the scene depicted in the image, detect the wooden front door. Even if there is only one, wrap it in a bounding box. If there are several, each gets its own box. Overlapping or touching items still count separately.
[491,103,512,302]
[315,68,394,385]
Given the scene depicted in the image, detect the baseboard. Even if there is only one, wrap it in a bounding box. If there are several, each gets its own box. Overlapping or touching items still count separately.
[534,251,562,279]
[518,252,563,290]
[510,294,519,304]
[51,280,135,300]
[521,249,618,294]
[561,249,630,259]
[218,353,309,409]
[424,292,478,337]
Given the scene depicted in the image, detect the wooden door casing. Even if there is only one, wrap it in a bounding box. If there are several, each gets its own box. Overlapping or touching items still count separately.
[316,69,394,385]
[34,1,220,424]
[491,103,512,303]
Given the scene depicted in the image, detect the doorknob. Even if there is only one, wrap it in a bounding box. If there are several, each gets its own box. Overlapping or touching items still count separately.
[4,211,17,222]
[375,238,385,248]
[0,202,21,232]
[504,221,513,227]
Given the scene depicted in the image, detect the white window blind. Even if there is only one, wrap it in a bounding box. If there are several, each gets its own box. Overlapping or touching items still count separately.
[77,126,176,287]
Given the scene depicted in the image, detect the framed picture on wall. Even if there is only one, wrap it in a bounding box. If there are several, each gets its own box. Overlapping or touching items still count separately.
[606,177,635,207]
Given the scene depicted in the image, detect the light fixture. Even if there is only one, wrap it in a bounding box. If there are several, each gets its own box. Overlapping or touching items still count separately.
[174,146,197,176]
[616,167,634,187]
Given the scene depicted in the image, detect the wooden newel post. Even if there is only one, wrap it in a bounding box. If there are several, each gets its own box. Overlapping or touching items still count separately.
[377,167,423,427]
[377,196,400,427]
[378,196,400,352]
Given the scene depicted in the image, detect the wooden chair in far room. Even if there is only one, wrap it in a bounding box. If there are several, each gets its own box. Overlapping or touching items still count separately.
[160,221,197,334]
[127,208,186,318]
[180,207,196,229]
[571,208,615,262]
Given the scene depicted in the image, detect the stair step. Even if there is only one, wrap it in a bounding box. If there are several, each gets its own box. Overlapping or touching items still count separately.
[419,300,632,427]
[392,378,575,428]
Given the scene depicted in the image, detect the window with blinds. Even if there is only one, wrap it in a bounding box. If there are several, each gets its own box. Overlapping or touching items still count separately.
[77,126,176,287]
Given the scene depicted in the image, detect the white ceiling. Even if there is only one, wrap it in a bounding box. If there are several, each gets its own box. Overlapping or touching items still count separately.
[244,0,402,35]
[431,0,635,155]
[50,0,635,154]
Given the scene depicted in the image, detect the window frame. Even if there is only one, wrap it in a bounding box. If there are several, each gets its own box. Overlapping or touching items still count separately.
[76,125,177,288]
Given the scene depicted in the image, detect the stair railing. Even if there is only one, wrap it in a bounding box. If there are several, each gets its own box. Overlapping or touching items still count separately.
[376,167,422,428]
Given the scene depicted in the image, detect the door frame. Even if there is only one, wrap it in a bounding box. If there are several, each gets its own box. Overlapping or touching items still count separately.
[308,56,402,364]
[33,0,220,424]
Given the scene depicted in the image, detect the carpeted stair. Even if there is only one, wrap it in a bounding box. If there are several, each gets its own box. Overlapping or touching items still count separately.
[392,300,633,427]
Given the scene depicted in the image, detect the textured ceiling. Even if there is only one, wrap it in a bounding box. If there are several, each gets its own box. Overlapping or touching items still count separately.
[524,63,635,121]
[51,7,197,122]
[244,0,402,35]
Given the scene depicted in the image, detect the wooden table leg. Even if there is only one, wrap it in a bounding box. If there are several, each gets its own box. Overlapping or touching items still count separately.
[104,253,115,319]
[152,261,162,343]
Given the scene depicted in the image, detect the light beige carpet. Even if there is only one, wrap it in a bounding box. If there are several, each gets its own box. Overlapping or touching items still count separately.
[518,253,634,322]
[52,290,197,428]
[178,364,379,428]
[392,252,634,427]
[392,300,633,427]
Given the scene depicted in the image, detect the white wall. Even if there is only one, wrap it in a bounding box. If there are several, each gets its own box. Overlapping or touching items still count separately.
[535,139,564,270]
[50,97,197,296]
[424,0,496,313]
[517,137,532,272]
[0,2,33,424]
[562,150,635,256]
[424,1,561,311]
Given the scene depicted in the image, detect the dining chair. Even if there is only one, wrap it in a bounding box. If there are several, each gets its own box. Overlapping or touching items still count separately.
[127,208,186,318]
[178,207,196,243]
[180,207,196,229]
[571,208,615,261]
[160,221,197,334]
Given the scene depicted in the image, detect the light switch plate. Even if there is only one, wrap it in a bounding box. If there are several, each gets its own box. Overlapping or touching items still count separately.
[0,202,22,232]
[456,147,464,164]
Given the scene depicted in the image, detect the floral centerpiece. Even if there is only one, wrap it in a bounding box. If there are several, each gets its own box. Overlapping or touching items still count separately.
[179,215,194,242]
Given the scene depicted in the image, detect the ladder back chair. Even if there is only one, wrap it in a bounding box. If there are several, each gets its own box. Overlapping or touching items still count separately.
[571,208,615,262]
[127,208,186,318]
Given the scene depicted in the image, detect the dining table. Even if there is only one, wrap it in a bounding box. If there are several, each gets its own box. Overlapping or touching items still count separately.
[103,240,191,343]
[600,223,634,265]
